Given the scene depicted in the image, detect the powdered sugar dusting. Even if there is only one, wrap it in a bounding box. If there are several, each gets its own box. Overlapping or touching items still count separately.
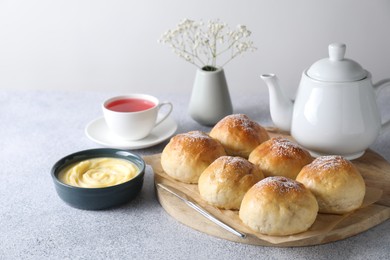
[177,131,214,145]
[257,176,304,193]
[308,155,351,171]
[180,130,210,140]
[223,114,263,135]
[270,137,308,157]
[221,155,253,171]
[174,131,224,153]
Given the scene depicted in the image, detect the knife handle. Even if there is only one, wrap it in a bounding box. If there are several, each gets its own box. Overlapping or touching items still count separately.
[186,200,247,238]
[157,183,246,238]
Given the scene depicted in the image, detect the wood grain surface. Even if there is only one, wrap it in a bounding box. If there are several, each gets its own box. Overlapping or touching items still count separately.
[144,130,390,247]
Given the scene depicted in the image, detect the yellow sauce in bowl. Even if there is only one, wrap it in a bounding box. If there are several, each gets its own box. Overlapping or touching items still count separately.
[58,157,139,188]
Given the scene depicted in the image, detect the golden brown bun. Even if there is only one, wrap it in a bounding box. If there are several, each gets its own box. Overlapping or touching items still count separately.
[239,176,318,236]
[296,155,366,214]
[209,114,270,158]
[161,131,226,184]
[248,137,313,179]
[198,156,264,210]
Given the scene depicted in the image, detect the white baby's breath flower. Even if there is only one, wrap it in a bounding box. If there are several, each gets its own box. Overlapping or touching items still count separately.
[159,18,256,70]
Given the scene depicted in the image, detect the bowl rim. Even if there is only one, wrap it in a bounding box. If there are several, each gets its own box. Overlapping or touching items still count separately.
[51,148,146,191]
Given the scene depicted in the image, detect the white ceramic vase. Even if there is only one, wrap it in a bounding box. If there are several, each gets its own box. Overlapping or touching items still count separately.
[188,67,233,126]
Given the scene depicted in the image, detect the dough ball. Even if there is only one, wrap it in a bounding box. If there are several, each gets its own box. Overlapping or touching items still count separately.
[248,137,313,179]
[296,155,366,214]
[198,156,264,209]
[161,131,226,183]
[209,114,270,158]
[239,176,318,236]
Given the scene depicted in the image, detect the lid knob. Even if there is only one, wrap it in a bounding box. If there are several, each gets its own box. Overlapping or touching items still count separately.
[306,43,367,82]
[329,43,346,61]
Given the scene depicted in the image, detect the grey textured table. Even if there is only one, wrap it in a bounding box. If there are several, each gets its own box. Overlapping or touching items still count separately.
[0,89,389,260]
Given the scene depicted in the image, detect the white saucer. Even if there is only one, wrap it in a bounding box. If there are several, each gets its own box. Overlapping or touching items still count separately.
[85,116,178,149]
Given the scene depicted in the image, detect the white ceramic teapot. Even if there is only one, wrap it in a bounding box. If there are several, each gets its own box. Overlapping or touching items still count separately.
[261,43,390,159]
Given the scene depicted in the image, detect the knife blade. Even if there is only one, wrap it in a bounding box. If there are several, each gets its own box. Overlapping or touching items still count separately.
[157,183,246,238]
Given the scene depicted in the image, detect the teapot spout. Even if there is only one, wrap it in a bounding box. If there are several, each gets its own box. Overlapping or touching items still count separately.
[261,74,293,132]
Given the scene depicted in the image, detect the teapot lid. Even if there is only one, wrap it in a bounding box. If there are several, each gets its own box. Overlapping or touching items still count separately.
[307,43,367,82]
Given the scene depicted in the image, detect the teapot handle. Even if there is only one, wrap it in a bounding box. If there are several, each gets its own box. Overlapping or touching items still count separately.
[374,78,390,133]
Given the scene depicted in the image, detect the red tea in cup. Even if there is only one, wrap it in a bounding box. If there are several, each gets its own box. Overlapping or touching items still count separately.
[103,94,173,140]
[106,98,155,112]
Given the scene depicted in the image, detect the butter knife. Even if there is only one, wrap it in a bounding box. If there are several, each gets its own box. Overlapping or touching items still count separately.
[157,183,246,238]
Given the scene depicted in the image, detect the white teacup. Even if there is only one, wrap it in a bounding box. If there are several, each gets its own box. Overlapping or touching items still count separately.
[102,94,173,140]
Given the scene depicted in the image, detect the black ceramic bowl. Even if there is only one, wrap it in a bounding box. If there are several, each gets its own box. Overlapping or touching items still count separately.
[51,148,145,210]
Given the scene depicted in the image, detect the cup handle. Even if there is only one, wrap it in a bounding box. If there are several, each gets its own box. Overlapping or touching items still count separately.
[374,79,390,133]
[155,102,173,126]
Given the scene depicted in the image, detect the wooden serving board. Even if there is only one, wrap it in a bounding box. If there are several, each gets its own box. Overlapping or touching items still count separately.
[144,130,390,247]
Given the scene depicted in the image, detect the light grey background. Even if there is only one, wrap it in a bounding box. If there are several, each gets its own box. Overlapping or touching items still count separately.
[1,0,389,98]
